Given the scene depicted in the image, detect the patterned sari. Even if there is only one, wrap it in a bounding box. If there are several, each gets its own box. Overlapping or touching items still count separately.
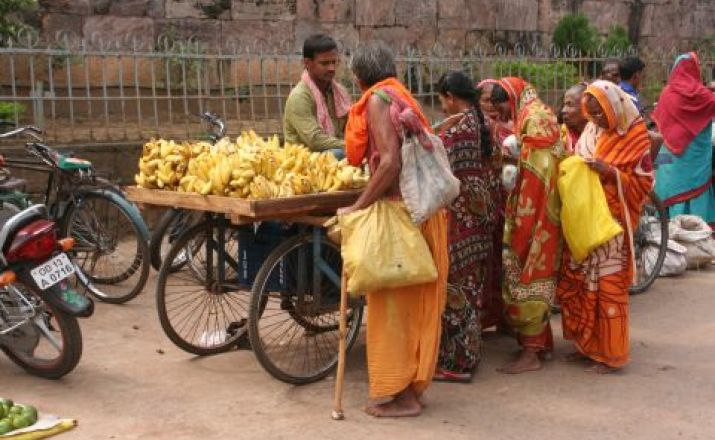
[557,80,654,367]
[437,109,502,378]
[500,77,564,351]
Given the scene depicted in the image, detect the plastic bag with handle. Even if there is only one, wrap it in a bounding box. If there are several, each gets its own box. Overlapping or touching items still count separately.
[339,200,437,295]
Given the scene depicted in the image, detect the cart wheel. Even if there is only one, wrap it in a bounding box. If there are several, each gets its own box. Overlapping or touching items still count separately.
[248,233,363,385]
[156,220,250,355]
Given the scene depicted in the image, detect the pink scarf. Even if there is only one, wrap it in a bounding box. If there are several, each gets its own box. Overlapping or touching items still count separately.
[301,70,352,137]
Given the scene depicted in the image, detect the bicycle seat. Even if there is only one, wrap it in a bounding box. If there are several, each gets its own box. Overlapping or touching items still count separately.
[58,155,92,171]
[0,177,27,192]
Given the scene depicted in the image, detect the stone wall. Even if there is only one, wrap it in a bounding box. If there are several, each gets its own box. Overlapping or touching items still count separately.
[39,0,715,53]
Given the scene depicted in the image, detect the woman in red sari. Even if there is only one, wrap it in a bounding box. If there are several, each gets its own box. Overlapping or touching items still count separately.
[432,71,502,382]
[490,77,565,374]
[557,80,654,373]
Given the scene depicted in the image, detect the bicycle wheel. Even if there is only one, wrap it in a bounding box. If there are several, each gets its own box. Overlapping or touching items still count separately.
[630,192,669,295]
[248,232,363,385]
[149,208,204,272]
[62,190,151,304]
[156,221,250,356]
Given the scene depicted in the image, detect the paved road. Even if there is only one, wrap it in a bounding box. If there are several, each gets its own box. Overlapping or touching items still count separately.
[2,267,714,440]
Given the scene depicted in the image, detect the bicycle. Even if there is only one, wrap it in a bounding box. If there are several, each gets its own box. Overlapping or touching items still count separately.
[148,112,226,272]
[0,125,151,304]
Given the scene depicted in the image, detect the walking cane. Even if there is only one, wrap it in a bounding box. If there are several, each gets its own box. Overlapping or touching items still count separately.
[331,270,348,420]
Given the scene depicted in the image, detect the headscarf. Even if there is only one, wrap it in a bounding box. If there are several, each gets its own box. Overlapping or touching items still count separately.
[301,70,353,137]
[344,77,431,166]
[497,77,559,150]
[652,52,715,155]
[576,80,645,162]
[477,78,515,147]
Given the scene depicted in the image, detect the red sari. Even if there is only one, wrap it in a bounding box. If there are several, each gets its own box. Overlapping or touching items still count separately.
[499,77,565,351]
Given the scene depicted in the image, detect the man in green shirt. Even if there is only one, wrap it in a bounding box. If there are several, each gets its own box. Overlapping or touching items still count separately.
[283,35,352,158]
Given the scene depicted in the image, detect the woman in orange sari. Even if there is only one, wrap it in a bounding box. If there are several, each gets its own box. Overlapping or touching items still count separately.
[490,77,565,374]
[557,80,654,373]
[339,41,449,417]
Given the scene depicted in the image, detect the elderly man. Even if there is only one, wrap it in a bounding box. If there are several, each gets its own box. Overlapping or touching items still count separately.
[338,41,448,418]
[283,34,351,158]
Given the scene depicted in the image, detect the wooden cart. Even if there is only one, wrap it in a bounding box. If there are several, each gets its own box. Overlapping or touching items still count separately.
[126,187,363,385]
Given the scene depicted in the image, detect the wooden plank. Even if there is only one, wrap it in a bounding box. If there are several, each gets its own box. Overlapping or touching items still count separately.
[125,186,361,219]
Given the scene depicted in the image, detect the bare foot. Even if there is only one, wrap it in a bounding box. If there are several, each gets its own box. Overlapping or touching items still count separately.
[365,388,422,418]
[562,351,590,363]
[586,363,620,374]
[497,349,542,374]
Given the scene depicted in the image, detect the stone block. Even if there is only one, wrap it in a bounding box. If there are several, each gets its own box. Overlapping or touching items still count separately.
[165,0,205,19]
[295,20,359,52]
[91,0,165,16]
[580,0,630,33]
[396,0,436,27]
[41,13,84,40]
[155,18,221,47]
[467,0,497,30]
[358,26,437,53]
[221,19,295,52]
[355,0,396,26]
[436,28,466,53]
[39,0,91,15]
[310,0,355,23]
[231,0,297,21]
[83,16,154,47]
[494,0,538,32]
[438,0,467,29]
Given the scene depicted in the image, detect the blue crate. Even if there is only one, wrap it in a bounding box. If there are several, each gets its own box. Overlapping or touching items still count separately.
[237,222,293,291]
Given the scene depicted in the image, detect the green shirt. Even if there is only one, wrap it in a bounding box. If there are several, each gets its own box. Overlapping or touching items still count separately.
[283,81,346,152]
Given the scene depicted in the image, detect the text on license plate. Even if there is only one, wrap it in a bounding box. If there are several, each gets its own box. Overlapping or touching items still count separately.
[30,253,76,290]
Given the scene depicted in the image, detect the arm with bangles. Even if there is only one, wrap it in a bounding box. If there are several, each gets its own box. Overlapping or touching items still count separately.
[337,96,401,216]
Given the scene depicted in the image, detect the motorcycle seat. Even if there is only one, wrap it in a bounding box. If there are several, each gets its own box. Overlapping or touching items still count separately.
[0,205,48,257]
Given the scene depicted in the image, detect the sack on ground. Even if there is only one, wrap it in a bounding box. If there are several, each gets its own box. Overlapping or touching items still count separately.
[651,239,688,277]
[399,130,460,225]
[339,200,437,295]
[558,156,624,262]
[669,215,715,269]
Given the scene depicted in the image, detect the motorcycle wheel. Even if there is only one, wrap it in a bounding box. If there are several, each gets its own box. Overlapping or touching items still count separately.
[1,281,83,379]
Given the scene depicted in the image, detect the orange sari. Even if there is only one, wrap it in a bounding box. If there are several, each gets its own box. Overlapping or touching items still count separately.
[345,77,449,399]
[499,77,565,350]
[557,80,654,367]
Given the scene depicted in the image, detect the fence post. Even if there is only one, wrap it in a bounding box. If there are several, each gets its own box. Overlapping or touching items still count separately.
[32,80,44,129]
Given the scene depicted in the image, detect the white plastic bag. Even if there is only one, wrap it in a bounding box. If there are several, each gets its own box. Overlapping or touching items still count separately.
[669,215,715,269]
[399,130,460,225]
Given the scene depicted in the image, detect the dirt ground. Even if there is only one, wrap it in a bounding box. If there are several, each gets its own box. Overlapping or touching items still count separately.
[2,267,715,440]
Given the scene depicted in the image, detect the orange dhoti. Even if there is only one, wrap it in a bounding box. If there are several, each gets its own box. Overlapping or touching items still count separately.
[366,210,449,399]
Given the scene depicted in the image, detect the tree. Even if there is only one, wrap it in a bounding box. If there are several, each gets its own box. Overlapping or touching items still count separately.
[552,14,599,55]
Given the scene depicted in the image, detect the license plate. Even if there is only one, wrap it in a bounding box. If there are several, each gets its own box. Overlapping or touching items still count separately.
[30,253,76,290]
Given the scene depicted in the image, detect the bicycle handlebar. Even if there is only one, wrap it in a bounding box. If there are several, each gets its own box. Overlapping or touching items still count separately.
[0,125,43,141]
[198,112,226,139]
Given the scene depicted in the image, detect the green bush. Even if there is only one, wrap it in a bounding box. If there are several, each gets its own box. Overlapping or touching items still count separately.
[0,101,26,120]
[491,60,580,93]
[604,25,631,54]
[552,14,599,55]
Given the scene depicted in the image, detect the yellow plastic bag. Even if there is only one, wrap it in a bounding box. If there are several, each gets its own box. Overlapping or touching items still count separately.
[339,200,437,295]
[558,156,623,262]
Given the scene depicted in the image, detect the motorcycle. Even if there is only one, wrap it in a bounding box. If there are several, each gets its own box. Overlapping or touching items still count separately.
[0,204,93,379]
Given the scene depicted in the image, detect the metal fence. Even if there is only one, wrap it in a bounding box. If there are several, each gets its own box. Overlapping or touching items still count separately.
[1,32,713,148]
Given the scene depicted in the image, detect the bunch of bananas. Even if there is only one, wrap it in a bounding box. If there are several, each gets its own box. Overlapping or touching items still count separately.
[136,131,369,200]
